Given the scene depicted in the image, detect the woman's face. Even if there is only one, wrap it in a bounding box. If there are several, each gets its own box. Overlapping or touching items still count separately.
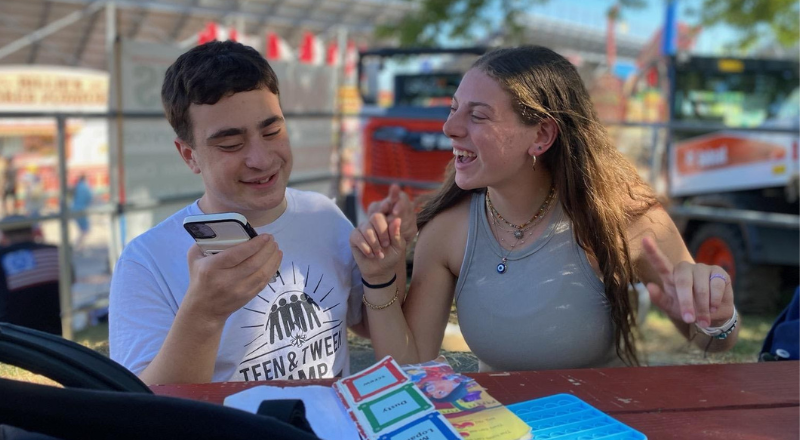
[443,69,540,191]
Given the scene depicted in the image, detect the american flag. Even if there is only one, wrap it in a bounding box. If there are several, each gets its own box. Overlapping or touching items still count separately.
[2,247,59,291]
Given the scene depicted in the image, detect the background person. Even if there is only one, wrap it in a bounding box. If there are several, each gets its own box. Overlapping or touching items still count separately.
[2,156,17,216]
[0,215,61,336]
[70,175,93,251]
[20,164,44,217]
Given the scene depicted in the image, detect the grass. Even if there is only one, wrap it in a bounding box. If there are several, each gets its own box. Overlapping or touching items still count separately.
[0,323,110,386]
[1,310,779,384]
[638,309,775,366]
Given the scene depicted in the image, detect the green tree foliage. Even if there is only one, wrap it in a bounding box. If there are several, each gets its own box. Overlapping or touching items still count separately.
[375,0,545,46]
[694,0,799,50]
[376,0,646,46]
[376,0,796,50]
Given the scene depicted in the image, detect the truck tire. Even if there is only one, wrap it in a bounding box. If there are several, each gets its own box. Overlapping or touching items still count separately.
[688,223,781,315]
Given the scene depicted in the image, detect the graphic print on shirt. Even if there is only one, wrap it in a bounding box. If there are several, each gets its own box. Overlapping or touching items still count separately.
[235,262,346,381]
[2,248,59,291]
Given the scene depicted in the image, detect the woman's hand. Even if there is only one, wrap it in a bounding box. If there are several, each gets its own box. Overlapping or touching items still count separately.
[367,184,418,243]
[641,236,735,328]
[350,213,406,284]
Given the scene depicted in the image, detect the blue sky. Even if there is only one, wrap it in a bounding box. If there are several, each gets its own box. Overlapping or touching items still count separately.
[533,0,738,54]
[378,1,747,92]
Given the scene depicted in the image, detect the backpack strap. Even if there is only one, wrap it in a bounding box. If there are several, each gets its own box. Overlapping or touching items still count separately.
[0,322,150,393]
[0,323,322,439]
[0,378,321,440]
[258,399,316,434]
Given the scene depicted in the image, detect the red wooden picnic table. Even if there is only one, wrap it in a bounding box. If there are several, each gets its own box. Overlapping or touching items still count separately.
[152,361,799,439]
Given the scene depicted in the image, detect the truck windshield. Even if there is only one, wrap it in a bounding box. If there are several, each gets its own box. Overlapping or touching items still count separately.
[672,57,799,128]
[394,72,463,107]
[359,50,483,107]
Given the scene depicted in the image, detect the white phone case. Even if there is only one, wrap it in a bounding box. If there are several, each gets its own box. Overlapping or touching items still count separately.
[183,213,257,256]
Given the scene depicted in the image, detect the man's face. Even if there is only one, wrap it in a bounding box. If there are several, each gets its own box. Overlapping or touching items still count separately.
[176,88,292,225]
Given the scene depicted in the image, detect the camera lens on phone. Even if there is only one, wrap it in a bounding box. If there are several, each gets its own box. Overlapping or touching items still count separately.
[188,223,216,239]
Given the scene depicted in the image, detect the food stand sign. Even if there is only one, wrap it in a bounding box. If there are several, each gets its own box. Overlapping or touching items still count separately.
[0,66,108,112]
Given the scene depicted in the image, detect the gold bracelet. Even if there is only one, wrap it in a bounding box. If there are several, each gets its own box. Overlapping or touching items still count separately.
[362,286,399,310]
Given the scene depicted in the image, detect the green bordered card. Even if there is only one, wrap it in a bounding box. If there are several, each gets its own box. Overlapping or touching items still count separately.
[334,356,462,439]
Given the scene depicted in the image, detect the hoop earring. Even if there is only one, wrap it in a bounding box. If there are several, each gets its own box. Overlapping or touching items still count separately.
[531,154,537,171]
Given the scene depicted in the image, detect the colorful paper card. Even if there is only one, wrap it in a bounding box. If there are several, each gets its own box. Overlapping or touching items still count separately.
[401,357,533,440]
[334,356,463,440]
[357,383,432,432]
[378,412,463,440]
[339,356,407,403]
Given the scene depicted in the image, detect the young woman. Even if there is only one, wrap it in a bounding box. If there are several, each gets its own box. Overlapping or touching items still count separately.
[351,46,738,371]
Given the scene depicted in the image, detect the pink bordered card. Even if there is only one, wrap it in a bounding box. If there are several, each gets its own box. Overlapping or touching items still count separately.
[337,355,407,404]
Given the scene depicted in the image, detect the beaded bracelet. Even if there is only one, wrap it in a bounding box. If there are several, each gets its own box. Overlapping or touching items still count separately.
[695,306,738,340]
[362,287,399,310]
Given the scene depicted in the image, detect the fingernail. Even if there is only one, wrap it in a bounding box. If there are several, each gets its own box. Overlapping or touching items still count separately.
[683,312,694,323]
[378,251,385,259]
[710,307,718,314]
[698,319,709,328]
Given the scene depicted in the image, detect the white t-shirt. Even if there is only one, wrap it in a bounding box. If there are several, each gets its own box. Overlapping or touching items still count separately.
[109,188,363,382]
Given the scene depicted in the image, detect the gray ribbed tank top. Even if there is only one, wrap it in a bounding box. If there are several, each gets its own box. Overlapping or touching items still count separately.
[454,191,624,371]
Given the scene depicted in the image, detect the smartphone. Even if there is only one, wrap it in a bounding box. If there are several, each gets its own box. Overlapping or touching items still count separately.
[183,212,258,256]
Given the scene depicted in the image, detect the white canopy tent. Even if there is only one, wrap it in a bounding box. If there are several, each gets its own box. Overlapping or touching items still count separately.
[0,0,417,70]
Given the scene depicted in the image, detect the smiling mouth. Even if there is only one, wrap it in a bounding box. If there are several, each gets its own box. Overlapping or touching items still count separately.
[243,174,275,185]
[453,149,477,164]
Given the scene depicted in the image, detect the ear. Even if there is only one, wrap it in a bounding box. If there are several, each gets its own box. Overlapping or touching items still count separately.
[527,118,559,156]
[175,138,201,174]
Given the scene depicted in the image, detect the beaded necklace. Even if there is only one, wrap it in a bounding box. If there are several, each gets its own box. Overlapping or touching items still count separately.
[485,186,556,274]
[486,186,556,239]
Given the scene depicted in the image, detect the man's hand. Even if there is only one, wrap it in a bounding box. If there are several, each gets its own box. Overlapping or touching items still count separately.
[367,184,417,243]
[183,234,282,323]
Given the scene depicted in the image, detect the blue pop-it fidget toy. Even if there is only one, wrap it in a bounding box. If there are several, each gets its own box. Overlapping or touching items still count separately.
[507,393,647,440]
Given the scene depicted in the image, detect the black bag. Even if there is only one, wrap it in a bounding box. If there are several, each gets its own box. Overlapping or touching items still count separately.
[0,323,321,440]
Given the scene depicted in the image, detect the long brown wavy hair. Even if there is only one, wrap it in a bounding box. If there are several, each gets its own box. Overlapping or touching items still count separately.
[417,46,658,365]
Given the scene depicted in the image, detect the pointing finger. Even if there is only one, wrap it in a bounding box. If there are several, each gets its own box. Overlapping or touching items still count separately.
[388,184,401,204]
[642,236,674,283]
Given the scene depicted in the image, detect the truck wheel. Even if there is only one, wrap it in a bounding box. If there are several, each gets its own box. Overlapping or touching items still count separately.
[689,223,780,315]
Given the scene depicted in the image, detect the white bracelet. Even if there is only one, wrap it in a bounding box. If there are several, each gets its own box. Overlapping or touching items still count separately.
[695,306,738,339]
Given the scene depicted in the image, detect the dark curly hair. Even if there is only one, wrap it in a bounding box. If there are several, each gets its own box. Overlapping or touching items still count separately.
[161,40,279,146]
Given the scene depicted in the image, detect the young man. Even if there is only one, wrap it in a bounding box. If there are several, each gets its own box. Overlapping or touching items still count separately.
[109,41,414,385]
